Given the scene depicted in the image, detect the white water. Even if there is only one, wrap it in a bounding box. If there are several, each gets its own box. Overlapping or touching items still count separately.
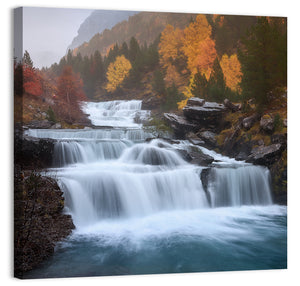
[26,100,286,278]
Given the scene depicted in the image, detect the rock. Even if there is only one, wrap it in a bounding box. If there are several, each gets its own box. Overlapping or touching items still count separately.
[183,101,227,130]
[197,131,217,147]
[50,123,62,129]
[186,132,205,146]
[271,133,287,146]
[200,168,211,197]
[260,115,274,133]
[189,151,214,166]
[164,113,197,138]
[235,151,249,161]
[283,118,287,127]
[187,97,205,106]
[14,170,75,277]
[242,114,259,130]
[176,149,193,162]
[246,143,284,166]
[223,98,241,112]
[141,96,161,110]
[14,132,55,169]
[26,120,54,129]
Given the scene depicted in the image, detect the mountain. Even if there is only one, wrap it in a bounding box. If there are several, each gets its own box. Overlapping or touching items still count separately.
[68,10,138,51]
[72,11,195,57]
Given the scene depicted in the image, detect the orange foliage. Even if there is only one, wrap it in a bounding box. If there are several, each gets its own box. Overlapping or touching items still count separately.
[220,54,242,92]
[164,65,182,87]
[182,14,217,77]
[55,66,87,123]
[158,24,184,68]
[23,66,42,97]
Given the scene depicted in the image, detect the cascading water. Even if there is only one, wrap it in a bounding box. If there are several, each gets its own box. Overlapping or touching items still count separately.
[24,100,287,279]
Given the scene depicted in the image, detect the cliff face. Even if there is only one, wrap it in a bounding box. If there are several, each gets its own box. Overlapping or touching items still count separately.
[68,10,138,51]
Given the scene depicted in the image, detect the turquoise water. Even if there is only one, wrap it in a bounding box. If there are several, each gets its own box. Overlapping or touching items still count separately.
[25,205,287,279]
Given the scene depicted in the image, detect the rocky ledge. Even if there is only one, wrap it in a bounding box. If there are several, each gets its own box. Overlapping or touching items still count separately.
[14,167,75,278]
[163,97,287,204]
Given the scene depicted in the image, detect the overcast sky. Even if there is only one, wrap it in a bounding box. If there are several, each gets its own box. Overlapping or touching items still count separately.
[22,7,94,69]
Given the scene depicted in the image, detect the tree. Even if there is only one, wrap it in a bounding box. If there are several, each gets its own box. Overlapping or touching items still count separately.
[220,53,242,93]
[106,55,132,93]
[23,50,33,68]
[152,70,165,95]
[56,66,87,122]
[207,57,226,102]
[238,17,287,107]
[182,15,217,77]
[191,71,208,98]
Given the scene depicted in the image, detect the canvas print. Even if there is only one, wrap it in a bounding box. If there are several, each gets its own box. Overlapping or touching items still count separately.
[14,7,287,279]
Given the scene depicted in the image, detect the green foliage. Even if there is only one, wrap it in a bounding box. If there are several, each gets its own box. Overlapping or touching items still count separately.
[163,83,184,111]
[238,17,287,109]
[46,106,56,123]
[191,71,208,98]
[152,70,165,95]
[207,57,226,102]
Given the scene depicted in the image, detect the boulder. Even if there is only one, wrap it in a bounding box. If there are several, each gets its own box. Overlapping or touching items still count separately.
[260,115,274,133]
[186,132,205,146]
[242,114,259,130]
[50,123,62,129]
[197,131,217,147]
[189,151,214,166]
[271,133,287,146]
[163,113,197,138]
[183,101,227,130]
[246,143,284,166]
[223,98,241,112]
[187,97,205,106]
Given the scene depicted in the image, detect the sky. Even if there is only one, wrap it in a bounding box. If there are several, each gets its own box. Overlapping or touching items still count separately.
[22,7,94,68]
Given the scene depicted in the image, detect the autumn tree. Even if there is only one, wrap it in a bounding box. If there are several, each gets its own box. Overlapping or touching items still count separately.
[56,66,87,123]
[23,50,33,68]
[106,55,132,93]
[220,53,242,93]
[182,14,217,78]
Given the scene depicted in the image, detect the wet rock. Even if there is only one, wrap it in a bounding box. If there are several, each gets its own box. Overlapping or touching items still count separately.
[190,151,214,166]
[246,143,284,166]
[197,131,217,147]
[186,132,205,146]
[164,113,197,138]
[50,122,62,129]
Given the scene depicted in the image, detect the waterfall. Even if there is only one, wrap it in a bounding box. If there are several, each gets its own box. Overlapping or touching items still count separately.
[27,100,273,229]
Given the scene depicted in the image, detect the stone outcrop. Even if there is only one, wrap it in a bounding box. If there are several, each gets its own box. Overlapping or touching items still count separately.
[197,131,217,148]
[246,143,284,166]
[163,113,197,138]
[15,130,55,169]
[260,115,274,133]
[183,100,227,130]
[14,170,75,277]
[223,98,241,112]
[242,114,260,130]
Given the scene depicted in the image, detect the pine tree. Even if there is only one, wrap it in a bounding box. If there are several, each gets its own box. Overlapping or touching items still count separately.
[191,71,208,98]
[207,57,226,102]
[23,50,33,68]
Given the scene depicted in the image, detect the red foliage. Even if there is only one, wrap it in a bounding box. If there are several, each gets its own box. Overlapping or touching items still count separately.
[23,66,42,97]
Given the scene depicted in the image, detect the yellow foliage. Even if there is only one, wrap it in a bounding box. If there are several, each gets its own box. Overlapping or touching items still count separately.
[159,25,184,69]
[164,65,182,87]
[106,55,132,92]
[177,75,194,109]
[182,15,217,76]
[220,54,242,92]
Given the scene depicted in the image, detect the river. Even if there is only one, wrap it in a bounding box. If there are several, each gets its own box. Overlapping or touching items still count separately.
[24,100,287,278]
